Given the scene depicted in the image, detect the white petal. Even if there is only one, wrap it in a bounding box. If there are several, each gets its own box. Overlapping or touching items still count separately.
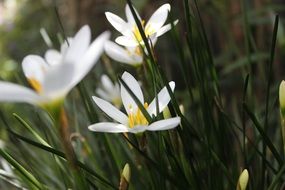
[71,31,110,87]
[156,20,178,37]
[145,4,170,35]
[147,81,175,116]
[121,72,144,114]
[125,4,141,25]
[104,41,142,64]
[42,63,75,99]
[116,34,157,47]
[101,74,114,92]
[105,12,130,36]
[63,25,91,64]
[115,36,139,47]
[96,88,111,101]
[60,37,73,54]
[44,49,62,66]
[147,117,180,131]
[88,122,129,133]
[0,82,43,104]
[92,96,128,125]
[22,55,48,83]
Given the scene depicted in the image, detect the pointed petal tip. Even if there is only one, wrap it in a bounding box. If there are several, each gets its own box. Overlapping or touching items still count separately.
[92,95,100,103]
[99,30,111,41]
[169,81,175,90]
[87,125,94,131]
[162,3,171,11]
[105,11,112,16]
[122,71,131,78]
[79,25,91,36]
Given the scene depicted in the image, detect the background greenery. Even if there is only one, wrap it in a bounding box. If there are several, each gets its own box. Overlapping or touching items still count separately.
[0,0,285,189]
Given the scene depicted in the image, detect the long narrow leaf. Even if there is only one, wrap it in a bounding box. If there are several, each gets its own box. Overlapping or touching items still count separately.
[0,148,45,190]
[243,103,283,165]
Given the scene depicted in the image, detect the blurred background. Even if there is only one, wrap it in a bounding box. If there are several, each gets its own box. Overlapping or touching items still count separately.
[0,0,285,188]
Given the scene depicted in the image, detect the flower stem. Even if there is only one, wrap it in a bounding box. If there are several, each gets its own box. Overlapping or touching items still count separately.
[59,108,77,169]
[58,108,88,189]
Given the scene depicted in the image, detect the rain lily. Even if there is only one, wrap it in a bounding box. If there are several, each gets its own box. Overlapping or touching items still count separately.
[88,71,181,133]
[104,41,143,65]
[0,25,110,106]
[105,3,178,47]
[96,74,121,108]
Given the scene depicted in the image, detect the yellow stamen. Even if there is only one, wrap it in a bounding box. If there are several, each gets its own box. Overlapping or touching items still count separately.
[28,78,42,93]
[126,47,142,57]
[145,24,155,36]
[132,20,146,42]
[128,102,149,128]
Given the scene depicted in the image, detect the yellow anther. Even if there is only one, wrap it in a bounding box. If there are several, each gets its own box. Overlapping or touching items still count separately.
[28,78,42,93]
[144,102,148,108]
[128,113,135,128]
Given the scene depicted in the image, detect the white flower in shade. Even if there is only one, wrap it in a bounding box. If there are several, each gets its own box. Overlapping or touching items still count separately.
[96,74,121,107]
[88,71,181,133]
[104,41,143,65]
[105,3,178,47]
[0,25,110,106]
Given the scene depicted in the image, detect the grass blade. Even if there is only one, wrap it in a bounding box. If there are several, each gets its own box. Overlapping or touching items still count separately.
[0,148,45,190]
[243,103,283,166]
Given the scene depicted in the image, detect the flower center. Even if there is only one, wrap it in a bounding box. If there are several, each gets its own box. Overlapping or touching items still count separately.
[27,78,42,93]
[128,102,149,128]
[144,24,155,37]
[126,46,142,57]
[112,97,122,108]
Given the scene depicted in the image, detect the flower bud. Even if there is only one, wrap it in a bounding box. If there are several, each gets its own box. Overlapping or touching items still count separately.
[279,81,285,117]
[179,104,185,115]
[119,163,131,190]
[163,106,171,119]
[236,169,249,190]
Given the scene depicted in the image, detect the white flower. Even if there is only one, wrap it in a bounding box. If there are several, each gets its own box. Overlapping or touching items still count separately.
[88,71,180,133]
[104,41,143,65]
[0,25,110,106]
[96,74,121,107]
[105,3,178,47]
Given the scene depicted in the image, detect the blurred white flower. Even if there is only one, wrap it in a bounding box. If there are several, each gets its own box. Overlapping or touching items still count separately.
[0,25,110,106]
[104,41,143,65]
[88,71,180,133]
[105,3,178,47]
[96,74,121,108]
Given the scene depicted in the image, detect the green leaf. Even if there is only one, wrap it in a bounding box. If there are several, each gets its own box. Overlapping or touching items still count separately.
[0,148,46,190]
[13,113,51,147]
[243,103,283,166]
